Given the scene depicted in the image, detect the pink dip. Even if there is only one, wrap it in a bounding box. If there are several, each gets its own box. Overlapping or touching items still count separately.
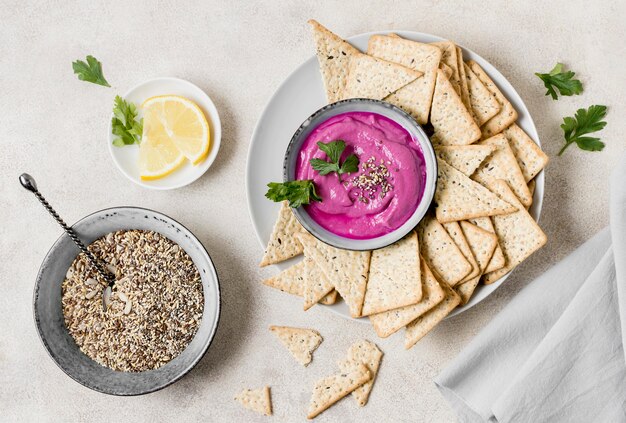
[295,111,426,239]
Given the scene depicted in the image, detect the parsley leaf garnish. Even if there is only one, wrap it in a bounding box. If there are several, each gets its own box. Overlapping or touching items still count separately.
[535,63,583,100]
[111,96,143,147]
[265,180,322,208]
[72,55,110,87]
[558,105,607,156]
[310,140,359,176]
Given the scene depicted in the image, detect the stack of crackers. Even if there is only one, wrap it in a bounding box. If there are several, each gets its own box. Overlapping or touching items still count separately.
[260,21,548,349]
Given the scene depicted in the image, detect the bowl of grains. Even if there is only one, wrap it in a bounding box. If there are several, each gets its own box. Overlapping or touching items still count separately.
[33,207,220,395]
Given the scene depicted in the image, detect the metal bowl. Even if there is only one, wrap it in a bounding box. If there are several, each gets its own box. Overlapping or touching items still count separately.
[33,207,220,395]
[284,99,437,250]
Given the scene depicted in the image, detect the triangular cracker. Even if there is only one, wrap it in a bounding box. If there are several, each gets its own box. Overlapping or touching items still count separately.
[298,233,371,317]
[319,290,338,305]
[466,60,518,137]
[440,62,453,79]
[482,180,547,284]
[269,326,323,366]
[435,158,517,223]
[263,261,337,305]
[443,222,480,284]
[361,231,422,316]
[455,277,480,306]
[431,41,461,95]
[435,144,496,176]
[502,123,549,182]
[430,69,481,146]
[456,46,472,116]
[464,62,500,126]
[302,256,335,311]
[308,20,361,103]
[337,340,383,407]
[468,217,506,273]
[260,202,306,267]
[405,281,461,349]
[418,215,471,286]
[473,134,533,207]
[528,178,536,198]
[367,34,441,124]
[369,258,445,338]
[307,363,371,419]
[341,53,421,101]
[235,386,272,416]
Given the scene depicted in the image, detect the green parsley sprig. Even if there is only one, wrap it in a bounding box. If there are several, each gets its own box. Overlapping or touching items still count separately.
[72,55,110,87]
[535,63,583,100]
[310,141,359,177]
[265,180,322,208]
[558,105,608,155]
[111,96,143,147]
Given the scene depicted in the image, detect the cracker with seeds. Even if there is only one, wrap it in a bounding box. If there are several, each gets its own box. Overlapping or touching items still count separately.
[435,158,517,223]
[469,217,506,273]
[361,231,422,316]
[405,281,460,349]
[473,134,533,207]
[308,20,361,103]
[502,123,549,182]
[430,69,482,146]
[260,202,306,267]
[443,221,480,284]
[464,62,501,126]
[298,233,371,317]
[302,256,335,311]
[456,46,472,116]
[270,326,323,366]
[307,363,371,419]
[341,53,422,101]
[435,144,495,177]
[418,215,472,286]
[337,340,383,407]
[235,386,272,416]
[263,260,337,304]
[482,180,547,284]
[431,40,461,95]
[369,258,445,337]
[367,35,442,124]
[466,60,518,137]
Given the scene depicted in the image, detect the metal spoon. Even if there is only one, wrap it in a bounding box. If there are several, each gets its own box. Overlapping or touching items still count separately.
[19,173,116,310]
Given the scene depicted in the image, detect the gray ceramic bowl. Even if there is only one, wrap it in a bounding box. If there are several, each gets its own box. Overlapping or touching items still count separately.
[33,207,220,395]
[284,99,437,250]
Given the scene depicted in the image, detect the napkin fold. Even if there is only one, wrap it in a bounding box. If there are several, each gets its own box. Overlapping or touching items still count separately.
[435,153,626,423]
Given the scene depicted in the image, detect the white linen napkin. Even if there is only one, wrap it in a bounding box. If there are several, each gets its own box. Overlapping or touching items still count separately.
[435,153,626,423]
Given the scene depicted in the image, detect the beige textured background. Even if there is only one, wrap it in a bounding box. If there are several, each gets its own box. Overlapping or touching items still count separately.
[1,0,624,421]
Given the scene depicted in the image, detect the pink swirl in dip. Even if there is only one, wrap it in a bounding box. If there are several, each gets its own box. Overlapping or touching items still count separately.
[295,111,426,239]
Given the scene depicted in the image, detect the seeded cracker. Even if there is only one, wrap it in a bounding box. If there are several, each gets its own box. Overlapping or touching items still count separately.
[263,260,337,304]
[469,217,506,273]
[361,230,422,316]
[308,20,361,103]
[341,53,422,101]
[431,40,461,95]
[456,46,472,117]
[464,62,501,126]
[435,144,496,177]
[235,386,272,416]
[502,123,549,182]
[430,69,481,146]
[466,60,518,138]
[405,280,461,349]
[482,180,547,284]
[369,258,445,338]
[443,221,480,284]
[337,340,383,407]
[269,326,323,366]
[418,215,472,286]
[367,35,442,124]
[260,201,306,267]
[302,256,335,311]
[298,232,371,317]
[473,134,533,207]
[307,363,371,419]
[435,158,517,223]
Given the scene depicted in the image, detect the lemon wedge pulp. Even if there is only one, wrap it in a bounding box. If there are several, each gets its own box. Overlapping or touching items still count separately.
[138,95,211,180]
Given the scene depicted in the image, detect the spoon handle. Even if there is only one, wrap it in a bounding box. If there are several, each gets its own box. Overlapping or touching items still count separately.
[19,173,115,286]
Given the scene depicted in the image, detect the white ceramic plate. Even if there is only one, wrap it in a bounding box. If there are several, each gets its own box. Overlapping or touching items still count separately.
[246,30,544,322]
[108,77,221,190]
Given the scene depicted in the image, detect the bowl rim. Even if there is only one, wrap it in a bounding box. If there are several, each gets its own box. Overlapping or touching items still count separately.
[32,206,221,396]
[282,98,437,251]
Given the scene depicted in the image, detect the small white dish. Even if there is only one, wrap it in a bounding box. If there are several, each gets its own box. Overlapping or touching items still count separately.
[108,77,221,190]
